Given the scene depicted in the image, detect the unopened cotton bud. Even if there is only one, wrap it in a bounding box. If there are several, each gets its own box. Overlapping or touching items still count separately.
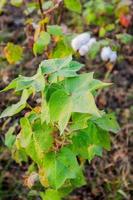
[71,33,90,51]
[79,45,89,56]
[86,37,96,50]
[110,51,117,62]
[101,46,112,61]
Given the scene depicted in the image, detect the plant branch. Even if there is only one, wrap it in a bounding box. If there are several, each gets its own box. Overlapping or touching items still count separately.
[43,0,62,16]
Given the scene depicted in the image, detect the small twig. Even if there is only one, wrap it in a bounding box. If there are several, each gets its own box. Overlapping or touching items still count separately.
[43,0,62,16]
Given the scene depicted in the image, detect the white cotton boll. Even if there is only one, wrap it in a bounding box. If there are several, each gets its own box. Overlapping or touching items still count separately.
[79,45,89,56]
[71,33,90,51]
[110,51,117,62]
[86,37,96,50]
[101,46,112,61]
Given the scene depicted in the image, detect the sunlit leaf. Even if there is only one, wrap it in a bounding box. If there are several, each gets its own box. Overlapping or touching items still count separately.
[4,42,23,64]
[64,0,82,13]
[33,31,51,55]
[0,89,30,118]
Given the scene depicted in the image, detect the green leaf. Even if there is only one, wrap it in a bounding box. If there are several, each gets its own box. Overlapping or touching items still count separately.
[70,169,86,187]
[64,0,82,13]
[39,56,72,74]
[70,113,91,131]
[1,71,45,92]
[71,121,110,160]
[32,120,53,152]
[33,31,51,55]
[116,33,133,44]
[41,92,50,124]
[52,40,72,58]
[49,89,72,134]
[47,25,63,36]
[86,121,111,150]
[63,73,101,116]
[0,89,30,118]
[88,79,112,92]
[43,147,81,189]
[40,189,61,200]
[19,117,32,148]
[71,91,100,116]
[4,42,23,64]
[93,113,120,133]
[25,136,42,165]
[64,73,94,94]
[5,126,16,149]
[88,145,102,162]
[57,61,84,77]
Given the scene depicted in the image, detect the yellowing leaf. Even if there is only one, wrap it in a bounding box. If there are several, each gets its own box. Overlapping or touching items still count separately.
[4,42,23,64]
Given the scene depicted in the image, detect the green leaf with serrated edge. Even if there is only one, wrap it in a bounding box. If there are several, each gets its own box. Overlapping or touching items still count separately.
[5,126,16,149]
[19,117,32,148]
[70,113,91,131]
[47,25,63,36]
[0,71,45,92]
[92,113,120,133]
[40,189,61,200]
[49,89,72,134]
[0,89,30,118]
[32,120,53,152]
[33,31,51,55]
[88,145,102,162]
[43,147,81,189]
[64,0,82,13]
[39,56,72,74]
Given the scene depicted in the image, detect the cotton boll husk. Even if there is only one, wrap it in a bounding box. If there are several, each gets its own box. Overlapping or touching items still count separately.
[110,51,117,62]
[79,45,89,56]
[71,33,90,51]
[101,46,112,61]
[87,37,96,50]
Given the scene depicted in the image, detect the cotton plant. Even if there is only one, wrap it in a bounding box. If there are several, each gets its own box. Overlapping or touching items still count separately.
[71,33,96,56]
[71,33,117,62]
[101,46,117,62]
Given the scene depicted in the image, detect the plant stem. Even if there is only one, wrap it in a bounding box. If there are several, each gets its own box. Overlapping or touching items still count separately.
[38,0,44,17]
